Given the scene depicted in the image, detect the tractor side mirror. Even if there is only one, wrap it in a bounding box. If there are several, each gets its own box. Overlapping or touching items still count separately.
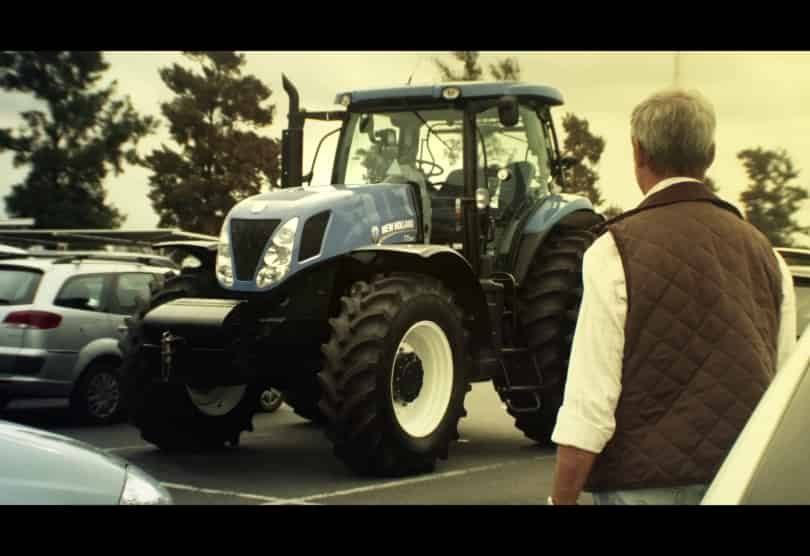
[498,96,520,128]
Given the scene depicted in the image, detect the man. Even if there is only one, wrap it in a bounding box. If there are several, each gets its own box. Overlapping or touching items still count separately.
[548,89,797,505]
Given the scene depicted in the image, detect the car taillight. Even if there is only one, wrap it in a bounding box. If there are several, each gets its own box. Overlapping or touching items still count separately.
[3,311,62,329]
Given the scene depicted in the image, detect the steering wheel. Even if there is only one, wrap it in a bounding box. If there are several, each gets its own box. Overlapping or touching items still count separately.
[415,159,445,177]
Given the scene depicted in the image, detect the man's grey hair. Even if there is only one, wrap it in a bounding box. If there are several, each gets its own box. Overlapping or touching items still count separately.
[631,89,716,177]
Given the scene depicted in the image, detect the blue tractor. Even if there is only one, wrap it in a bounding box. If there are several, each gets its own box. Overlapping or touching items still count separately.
[120,76,603,476]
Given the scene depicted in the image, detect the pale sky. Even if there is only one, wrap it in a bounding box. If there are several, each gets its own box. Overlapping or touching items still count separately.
[1,51,808,240]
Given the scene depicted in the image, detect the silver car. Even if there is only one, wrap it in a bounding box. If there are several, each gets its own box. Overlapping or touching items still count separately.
[791,265,810,337]
[0,418,171,504]
[0,252,177,424]
[702,321,810,504]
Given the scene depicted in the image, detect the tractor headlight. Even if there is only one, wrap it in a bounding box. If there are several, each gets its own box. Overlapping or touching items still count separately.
[256,217,299,289]
[216,221,234,287]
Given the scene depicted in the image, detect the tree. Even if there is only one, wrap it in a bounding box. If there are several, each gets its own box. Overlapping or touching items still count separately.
[738,147,809,246]
[435,51,484,82]
[0,51,156,228]
[144,52,280,235]
[560,113,606,207]
[489,57,522,81]
[602,205,624,219]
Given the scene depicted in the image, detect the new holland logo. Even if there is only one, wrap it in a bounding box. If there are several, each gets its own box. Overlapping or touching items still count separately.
[381,219,415,235]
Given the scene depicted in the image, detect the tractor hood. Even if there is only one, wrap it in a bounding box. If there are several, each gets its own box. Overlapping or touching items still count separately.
[219,183,420,293]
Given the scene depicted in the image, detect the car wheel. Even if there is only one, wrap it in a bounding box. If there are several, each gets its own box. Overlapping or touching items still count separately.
[71,360,125,425]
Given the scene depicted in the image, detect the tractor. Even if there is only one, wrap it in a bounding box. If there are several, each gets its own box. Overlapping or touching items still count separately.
[120,75,603,477]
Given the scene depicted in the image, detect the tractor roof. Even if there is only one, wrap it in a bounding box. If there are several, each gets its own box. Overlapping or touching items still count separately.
[335,81,564,108]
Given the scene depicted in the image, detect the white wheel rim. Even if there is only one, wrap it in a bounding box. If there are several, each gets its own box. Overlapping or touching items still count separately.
[390,321,454,438]
[186,385,247,417]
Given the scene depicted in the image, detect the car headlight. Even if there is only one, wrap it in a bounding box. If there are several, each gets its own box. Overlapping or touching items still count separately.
[119,466,172,505]
[216,220,234,287]
[256,217,299,289]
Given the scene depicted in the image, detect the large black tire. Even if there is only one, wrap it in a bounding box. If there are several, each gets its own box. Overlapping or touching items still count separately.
[119,272,260,450]
[498,224,597,444]
[317,273,470,477]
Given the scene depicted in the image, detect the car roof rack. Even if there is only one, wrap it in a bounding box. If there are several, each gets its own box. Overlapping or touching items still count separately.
[14,251,180,270]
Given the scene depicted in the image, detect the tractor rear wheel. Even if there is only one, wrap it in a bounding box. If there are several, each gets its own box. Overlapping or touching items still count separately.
[119,273,260,450]
[317,273,470,477]
[498,223,597,444]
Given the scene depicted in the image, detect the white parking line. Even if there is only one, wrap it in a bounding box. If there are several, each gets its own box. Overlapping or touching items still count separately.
[263,455,554,505]
[160,482,288,503]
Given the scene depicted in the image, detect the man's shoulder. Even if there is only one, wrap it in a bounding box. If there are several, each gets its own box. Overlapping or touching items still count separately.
[585,230,620,265]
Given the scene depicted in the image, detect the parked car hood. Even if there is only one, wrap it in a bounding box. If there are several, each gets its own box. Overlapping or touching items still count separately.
[0,420,127,504]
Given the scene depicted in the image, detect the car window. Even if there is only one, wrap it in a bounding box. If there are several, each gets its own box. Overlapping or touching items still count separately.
[112,273,155,315]
[780,252,810,267]
[0,266,42,305]
[54,275,107,312]
[795,278,810,336]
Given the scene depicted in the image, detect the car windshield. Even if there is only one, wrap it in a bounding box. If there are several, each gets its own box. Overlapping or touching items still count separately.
[0,266,42,305]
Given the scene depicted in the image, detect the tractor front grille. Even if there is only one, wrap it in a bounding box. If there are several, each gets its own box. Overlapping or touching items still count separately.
[230,219,281,281]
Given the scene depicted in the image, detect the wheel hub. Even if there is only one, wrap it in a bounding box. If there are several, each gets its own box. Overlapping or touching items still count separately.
[86,372,120,419]
[393,349,424,405]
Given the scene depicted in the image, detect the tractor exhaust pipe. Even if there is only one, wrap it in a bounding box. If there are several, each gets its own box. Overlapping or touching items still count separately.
[281,74,304,188]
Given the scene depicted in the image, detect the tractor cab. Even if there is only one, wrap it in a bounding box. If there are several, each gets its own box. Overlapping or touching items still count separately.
[283,79,572,278]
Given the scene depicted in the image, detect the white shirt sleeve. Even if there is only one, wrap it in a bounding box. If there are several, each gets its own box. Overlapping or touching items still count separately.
[550,232,626,454]
[774,251,797,370]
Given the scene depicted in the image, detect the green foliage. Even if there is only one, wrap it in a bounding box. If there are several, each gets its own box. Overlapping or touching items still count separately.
[434,52,483,82]
[561,113,606,207]
[488,57,521,81]
[738,147,809,246]
[602,205,624,219]
[143,51,280,235]
[0,51,156,228]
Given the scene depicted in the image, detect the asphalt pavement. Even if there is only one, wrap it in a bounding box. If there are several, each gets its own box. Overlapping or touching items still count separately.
[1,383,582,505]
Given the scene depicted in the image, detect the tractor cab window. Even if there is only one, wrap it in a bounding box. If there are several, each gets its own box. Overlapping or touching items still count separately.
[337,109,464,189]
[476,106,553,218]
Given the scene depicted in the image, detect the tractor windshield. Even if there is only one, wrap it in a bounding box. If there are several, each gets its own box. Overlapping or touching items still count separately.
[334,105,553,196]
[334,108,466,188]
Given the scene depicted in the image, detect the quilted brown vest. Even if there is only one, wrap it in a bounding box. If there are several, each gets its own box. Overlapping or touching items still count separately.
[585,181,783,492]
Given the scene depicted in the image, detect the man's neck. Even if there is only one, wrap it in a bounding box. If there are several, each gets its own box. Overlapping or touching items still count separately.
[642,176,703,199]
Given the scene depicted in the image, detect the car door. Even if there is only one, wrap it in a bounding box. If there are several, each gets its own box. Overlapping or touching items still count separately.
[41,273,115,382]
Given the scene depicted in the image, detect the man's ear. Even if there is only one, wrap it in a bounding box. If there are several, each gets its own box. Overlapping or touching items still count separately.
[632,137,647,169]
[707,143,716,168]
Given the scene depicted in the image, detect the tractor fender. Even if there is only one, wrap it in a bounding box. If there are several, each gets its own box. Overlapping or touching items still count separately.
[514,194,603,286]
[343,245,493,348]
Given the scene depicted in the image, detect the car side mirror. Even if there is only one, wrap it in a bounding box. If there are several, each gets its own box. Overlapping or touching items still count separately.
[498,96,520,128]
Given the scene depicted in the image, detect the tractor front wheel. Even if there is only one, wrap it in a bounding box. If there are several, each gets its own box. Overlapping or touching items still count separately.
[317,274,470,477]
